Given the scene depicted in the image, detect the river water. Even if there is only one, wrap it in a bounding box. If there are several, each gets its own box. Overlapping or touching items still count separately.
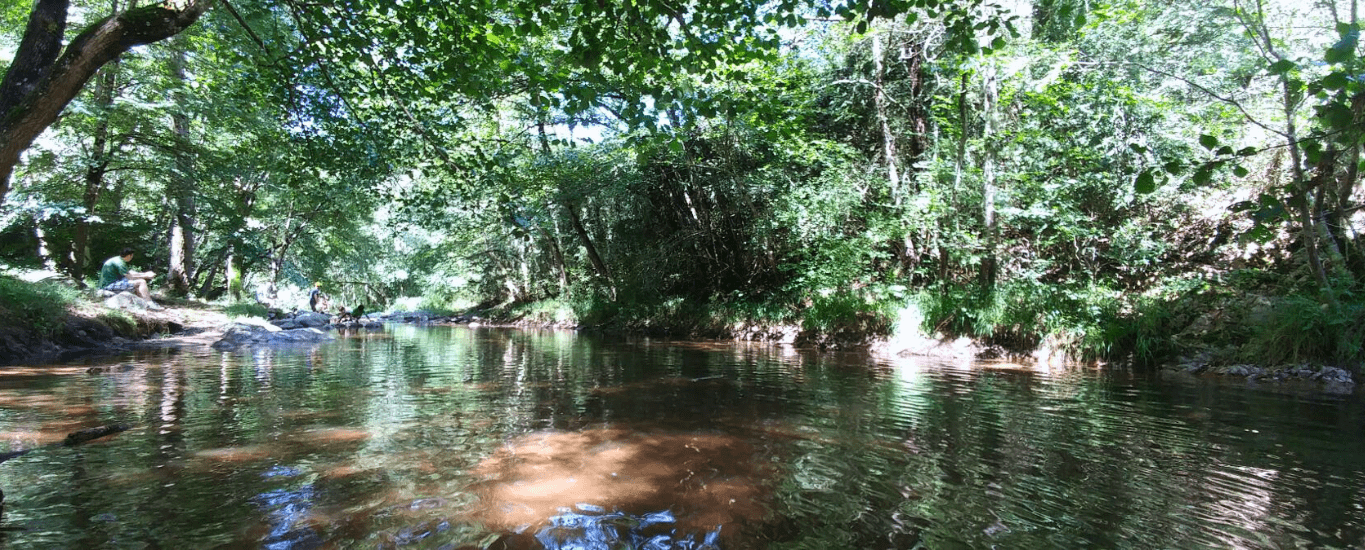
[0,325,1362,549]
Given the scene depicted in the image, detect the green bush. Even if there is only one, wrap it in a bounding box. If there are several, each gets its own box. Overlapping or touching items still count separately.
[916,280,1183,366]
[96,309,137,334]
[224,302,270,319]
[1243,295,1365,367]
[0,275,80,335]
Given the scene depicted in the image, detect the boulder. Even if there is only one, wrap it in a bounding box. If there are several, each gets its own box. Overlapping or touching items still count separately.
[211,322,333,349]
[294,312,332,328]
[1318,367,1356,385]
[103,292,164,312]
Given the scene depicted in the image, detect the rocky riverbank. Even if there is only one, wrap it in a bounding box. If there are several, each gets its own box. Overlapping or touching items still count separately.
[0,294,232,365]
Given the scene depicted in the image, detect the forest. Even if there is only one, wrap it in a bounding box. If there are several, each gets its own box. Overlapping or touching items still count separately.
[1,0,1361,370]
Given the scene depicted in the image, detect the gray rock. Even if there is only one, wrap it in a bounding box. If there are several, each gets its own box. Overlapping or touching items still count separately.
[211,322,333,349]
[103,292,163,312]
[294,312,332,328]
[1319,367,1355,385]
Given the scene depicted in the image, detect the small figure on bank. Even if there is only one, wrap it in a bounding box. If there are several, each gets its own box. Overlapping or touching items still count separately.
[336,303,366,323]
[99,247,157,303]
[308,282,330,313]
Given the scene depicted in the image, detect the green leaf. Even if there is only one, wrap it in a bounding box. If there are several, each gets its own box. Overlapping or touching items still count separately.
[1322,71,1349,90]
[1135,169,1156,194]
[1326,30,1359,64]
[1268,59,1295,75]
[1233,165,1249,177]
[1198,134,1218,149]
[1193,164,1214,185]
[1320,103,1354,129]
[1163,160,1185,175]
[1129,143,1147,154]
[1245,225,1273,243]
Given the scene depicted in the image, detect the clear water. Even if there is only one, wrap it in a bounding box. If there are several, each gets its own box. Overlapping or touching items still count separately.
[0,325,1362,549]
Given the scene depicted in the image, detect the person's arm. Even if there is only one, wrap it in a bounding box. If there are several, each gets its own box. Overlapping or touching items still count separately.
[126,269,155,280]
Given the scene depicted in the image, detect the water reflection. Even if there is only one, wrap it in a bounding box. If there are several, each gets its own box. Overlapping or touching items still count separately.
[469,426,770,543]
[0,327,1360,549]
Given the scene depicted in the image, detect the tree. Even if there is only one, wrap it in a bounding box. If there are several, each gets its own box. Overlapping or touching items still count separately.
[0,0,215,202]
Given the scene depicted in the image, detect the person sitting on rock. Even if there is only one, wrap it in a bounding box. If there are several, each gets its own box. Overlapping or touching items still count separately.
[99,247,157,303]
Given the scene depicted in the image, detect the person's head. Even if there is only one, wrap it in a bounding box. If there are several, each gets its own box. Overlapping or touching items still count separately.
[119,247,135,260]
[314,282,321,288]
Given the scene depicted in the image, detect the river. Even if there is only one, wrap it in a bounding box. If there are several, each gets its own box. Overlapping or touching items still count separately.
[0,325,1361,549]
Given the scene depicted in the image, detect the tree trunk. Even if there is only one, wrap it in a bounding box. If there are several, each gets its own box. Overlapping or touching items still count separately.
[73,54,122,285]
[537,223,569,293]
[872,33,901,204]
[979,64,999,293]
[901,40,931,171]
[566,203,615,300]
[166,35,196,296]
[35,222,59,273]
[0,0,216,202]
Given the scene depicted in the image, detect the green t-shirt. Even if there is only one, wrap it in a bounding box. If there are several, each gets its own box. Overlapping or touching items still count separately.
[99,256,129,288]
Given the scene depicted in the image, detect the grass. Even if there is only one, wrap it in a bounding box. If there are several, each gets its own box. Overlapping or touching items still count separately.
[223,302,270,319]
[1243,295,1365,367]
[0,274,82,336]
[96,309,138,334]
[914,280,1183,366]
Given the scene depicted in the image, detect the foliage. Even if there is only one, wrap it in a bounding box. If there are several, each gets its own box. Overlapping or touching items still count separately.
[0,275,80,336]
[3,0,1362,369]
[1244,295,1365,367]
[223,302,269,319]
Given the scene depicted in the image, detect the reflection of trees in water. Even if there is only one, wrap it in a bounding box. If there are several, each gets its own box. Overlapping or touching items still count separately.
[469,427,773,547]
[2,327,1364,548]
[252,466,324,550]
[532,508,720,550]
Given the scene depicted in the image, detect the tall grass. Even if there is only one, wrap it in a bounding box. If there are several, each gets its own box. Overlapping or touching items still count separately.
[0,275,81,335]
[915,280,1182,366]
[1243,295,1365,367]
[223,302,270,319]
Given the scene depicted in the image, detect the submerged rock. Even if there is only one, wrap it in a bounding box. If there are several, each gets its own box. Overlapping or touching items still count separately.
[64,424,131,446]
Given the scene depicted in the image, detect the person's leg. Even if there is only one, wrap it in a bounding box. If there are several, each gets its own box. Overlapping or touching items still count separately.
[133,279,150,301]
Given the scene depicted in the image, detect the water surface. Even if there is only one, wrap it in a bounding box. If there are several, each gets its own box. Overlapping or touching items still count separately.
[0,325,1361,549]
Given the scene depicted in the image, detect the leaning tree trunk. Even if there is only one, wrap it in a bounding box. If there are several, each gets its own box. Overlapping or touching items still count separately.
[0,0,216,203]
[566,203,616,300]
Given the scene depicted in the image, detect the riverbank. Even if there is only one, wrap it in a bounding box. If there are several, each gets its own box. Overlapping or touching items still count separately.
[0,294,231,365]
[2,285,1357,392]
[461,297,1361,389]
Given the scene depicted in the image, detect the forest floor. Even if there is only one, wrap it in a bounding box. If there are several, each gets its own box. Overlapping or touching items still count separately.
[0,295,232,365]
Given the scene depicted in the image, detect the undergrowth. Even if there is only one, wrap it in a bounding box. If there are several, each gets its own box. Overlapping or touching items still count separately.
[224,302,269,319]
[915,280,1184,366]
[1243,295,1365,367]
[0,275,81,336]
